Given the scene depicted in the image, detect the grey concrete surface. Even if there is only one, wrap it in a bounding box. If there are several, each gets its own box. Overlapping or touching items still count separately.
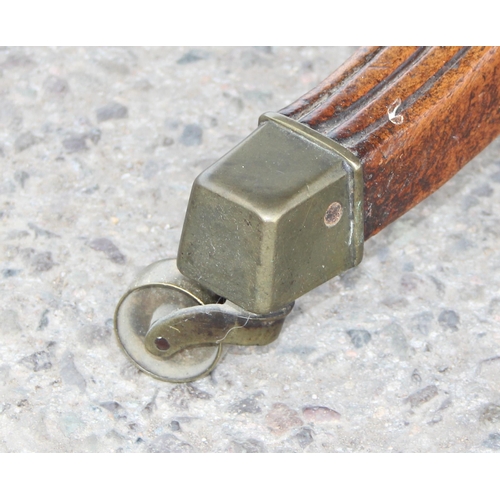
[1,47,500,452]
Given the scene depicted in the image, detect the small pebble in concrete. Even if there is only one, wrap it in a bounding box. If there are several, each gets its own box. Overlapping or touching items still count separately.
[411,369,422,384]
[228,438,267,453]
[483,433,500,450]
[15,131,37,152]
[490,170,500,183]
[38,310,49,330]
[185,384,212,400]
[405,385,438,408]
[2,269,20,278]
[293,427,314,449]
[142,399,157,415]
[403,262,415,272]
[14,171,29,188]
[20,248,36,262]
[180,124,203,146]
[60,352,86,393]
[438,310,460,331]
[427,416,443,426]
[382,323,408,355]
[62,134,88,153]
[266,403,303,435]
[43,75,69,94]
[100,401,122,412]
[148,434,193,453]
[87,128,101,144]
[20,350,52,372]
[177,50,208,65]
[0,403,10,414]
[167,384,212,410]
[302,406,340,422]
[429,275,445,294]
[82,185,99,195]
[229,396,261,415]
[480,403,500,423]
[489,298,500,317]
[31,251,55,272]
[437,398,453,412]
[400,273,421,292]
[96,102,128,122]
[410,311,434,336]
[8,230,30,239]
[347,329,371,348]
[164,118,180,130]
[28,223,60,239]
[1,53,35,68]
[471,183,494,197]
[88,238,126,264]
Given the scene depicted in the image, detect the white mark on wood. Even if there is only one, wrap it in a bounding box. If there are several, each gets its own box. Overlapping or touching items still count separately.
[388,98,404,125]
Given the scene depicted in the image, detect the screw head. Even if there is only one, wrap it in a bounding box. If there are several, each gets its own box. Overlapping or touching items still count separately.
[324,202,343,227]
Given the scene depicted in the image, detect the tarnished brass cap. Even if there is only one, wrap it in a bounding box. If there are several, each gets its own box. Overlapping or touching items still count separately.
[178,113,363,314]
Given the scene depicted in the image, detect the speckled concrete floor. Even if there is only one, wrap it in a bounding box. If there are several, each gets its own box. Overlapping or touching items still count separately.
[1,46,500,452]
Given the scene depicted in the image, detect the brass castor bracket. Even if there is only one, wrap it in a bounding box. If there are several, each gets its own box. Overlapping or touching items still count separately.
[115,259,292,383]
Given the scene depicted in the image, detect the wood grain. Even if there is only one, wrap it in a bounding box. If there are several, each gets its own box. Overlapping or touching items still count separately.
[280,46,500,239]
